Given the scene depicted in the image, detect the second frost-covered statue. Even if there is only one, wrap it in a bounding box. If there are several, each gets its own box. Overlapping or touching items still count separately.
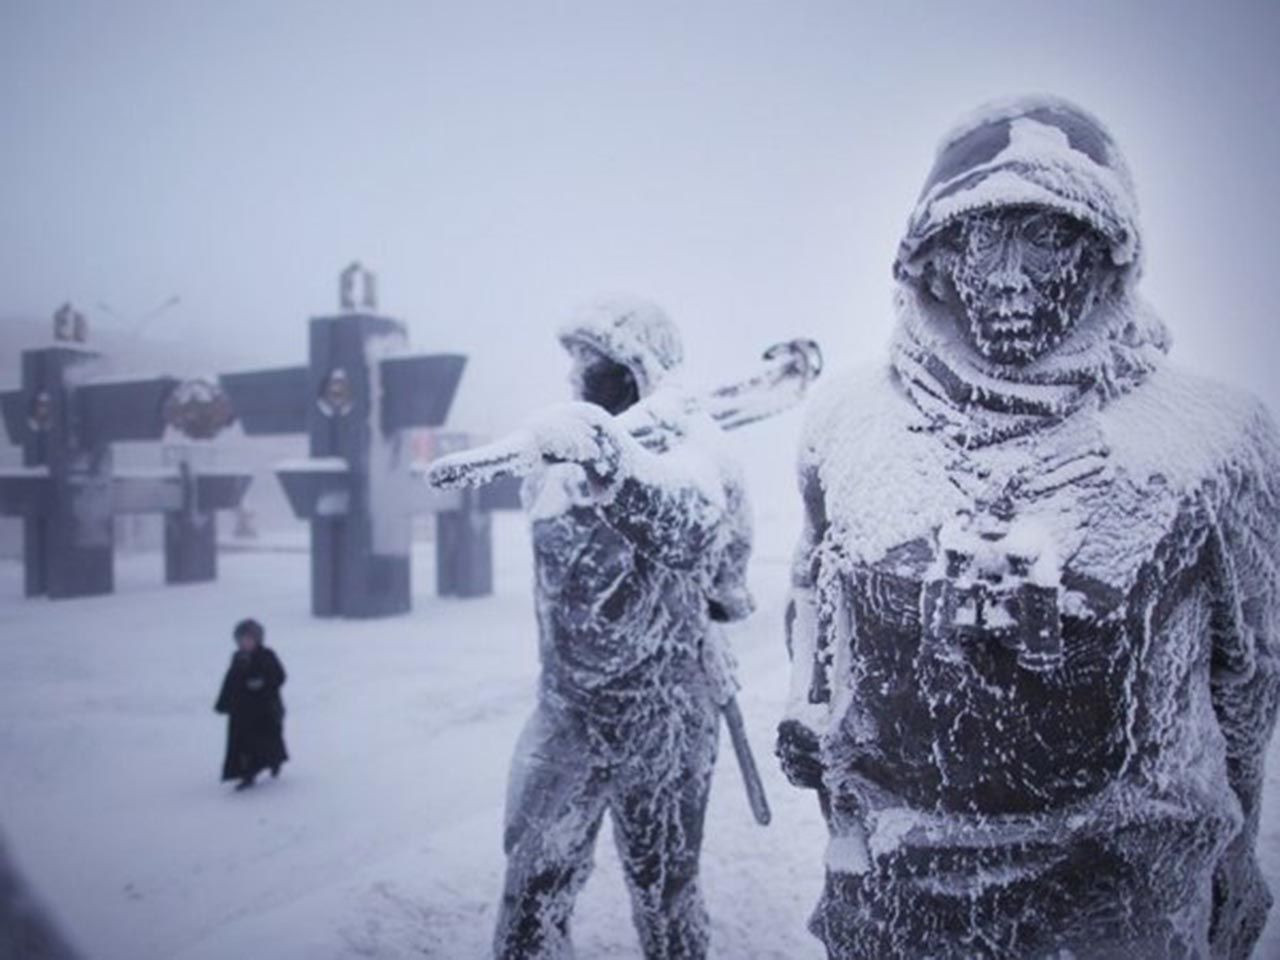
[494,298,753,959]
[778,96,1280,957]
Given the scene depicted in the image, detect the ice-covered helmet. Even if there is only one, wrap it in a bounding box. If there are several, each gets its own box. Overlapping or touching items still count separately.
[895,95,1142,283]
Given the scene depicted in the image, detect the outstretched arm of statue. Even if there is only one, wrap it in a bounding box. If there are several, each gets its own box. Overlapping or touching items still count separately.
[600,449,726,571]
[523,401,727,570]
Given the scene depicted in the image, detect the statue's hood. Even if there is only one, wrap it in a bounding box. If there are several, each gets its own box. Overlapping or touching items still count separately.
[558,296,684,399]
[896,95,1144,278]
[891,96,1169,446]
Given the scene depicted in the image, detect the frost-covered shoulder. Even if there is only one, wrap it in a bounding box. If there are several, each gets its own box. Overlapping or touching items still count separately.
[798,364,901,470]
[1101,366,1280,488]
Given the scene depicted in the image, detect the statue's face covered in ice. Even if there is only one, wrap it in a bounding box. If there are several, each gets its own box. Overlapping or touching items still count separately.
[567,342,641,415]
[931,207,1113,365]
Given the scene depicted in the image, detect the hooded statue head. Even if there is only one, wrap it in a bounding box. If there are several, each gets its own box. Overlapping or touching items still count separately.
[558,296,684,415]
[891,96,1169,442]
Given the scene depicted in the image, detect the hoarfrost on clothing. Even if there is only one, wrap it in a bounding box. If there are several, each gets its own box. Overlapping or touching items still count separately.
[495,298,754,959]
[780,96,1280,958]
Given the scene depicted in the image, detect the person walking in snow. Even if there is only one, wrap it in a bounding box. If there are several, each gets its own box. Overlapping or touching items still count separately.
[493,297,754,959]
[777,96,1280,958]
[215,618,288,791]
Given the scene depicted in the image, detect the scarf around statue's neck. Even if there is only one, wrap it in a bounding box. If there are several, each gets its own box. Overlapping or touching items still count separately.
[890,284,1170,449]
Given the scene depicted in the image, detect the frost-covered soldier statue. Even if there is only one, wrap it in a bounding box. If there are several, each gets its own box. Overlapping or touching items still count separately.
[777,96,1280,958]
[494,297,753,959]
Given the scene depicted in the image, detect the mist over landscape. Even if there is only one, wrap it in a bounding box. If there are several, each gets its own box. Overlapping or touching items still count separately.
[3,4,1280,959]
[4,1,1278,433]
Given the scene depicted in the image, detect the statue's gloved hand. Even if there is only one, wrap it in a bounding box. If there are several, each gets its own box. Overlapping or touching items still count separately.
[776,718,824,790]
[526,401,627,485]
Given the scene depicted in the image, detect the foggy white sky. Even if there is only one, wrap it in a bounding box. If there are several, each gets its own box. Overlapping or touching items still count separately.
[2,0,1278,431]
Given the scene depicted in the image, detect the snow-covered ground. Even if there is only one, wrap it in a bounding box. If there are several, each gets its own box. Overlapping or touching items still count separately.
[1,507,1278,959]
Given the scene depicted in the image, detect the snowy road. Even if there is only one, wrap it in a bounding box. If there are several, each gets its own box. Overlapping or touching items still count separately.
[1,509,1278,959]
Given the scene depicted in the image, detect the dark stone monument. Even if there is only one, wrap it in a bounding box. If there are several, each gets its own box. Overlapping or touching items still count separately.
[219,263,518,619]
[428,432,522,599]
[0,332,251,599]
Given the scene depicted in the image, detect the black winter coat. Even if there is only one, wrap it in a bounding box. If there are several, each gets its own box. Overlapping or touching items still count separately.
[214,646,288,781]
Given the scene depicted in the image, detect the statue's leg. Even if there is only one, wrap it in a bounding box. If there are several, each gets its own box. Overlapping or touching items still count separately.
[609,694,718,959]
[494,706,608,960]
